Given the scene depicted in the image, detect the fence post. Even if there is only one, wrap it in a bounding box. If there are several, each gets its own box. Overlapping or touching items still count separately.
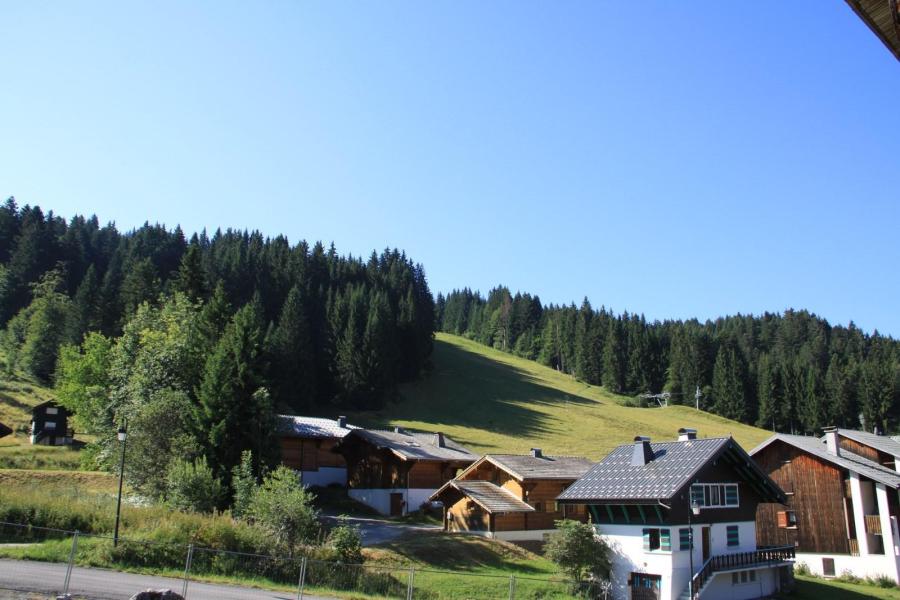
[296,556,307,600]
[63,531,78,595]
[406,567,415,600]
[508,574,516,600]
[181,544,194,599]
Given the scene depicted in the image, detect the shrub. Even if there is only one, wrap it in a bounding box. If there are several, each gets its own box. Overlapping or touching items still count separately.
[868,574,896,588]
[166,456,222,514]
[231,450,256,520]
[545,519,610,583]
[793,562,811,576]
[326,519,363,564]
[248,466,319,557]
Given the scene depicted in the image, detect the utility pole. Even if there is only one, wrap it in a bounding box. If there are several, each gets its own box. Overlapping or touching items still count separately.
[694,386,701,411]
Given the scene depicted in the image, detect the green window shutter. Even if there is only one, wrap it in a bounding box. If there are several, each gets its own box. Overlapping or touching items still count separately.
[725,485,739,506]
[727,525,740,547]
[679,528,691,551]
[660,529,671,551]
[642,529,651,551]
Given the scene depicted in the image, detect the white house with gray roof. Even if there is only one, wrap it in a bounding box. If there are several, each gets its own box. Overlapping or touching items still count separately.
[558,429,792,600]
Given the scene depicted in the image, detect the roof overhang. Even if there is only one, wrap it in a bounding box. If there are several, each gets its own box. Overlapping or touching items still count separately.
[845,0,900,61]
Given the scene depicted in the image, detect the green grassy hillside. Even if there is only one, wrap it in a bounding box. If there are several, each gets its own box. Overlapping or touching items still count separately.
[355,333,771,459]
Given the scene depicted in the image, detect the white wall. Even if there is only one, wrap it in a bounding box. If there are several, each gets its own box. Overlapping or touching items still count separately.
[701,566,781,600]
[595,521,759,600]
[795,552,900,582]
[300,467,347,488]
[349,488,437,516]
[493,529,555,542]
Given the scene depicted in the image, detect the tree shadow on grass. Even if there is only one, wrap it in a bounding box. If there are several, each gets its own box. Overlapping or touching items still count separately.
[362,338,599,443]
[778,577,898,600]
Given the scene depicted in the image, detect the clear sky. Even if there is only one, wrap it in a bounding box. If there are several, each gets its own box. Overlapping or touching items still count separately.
[2,2,898,335]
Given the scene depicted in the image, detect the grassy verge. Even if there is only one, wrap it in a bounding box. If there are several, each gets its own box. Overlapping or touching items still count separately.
[352,333,770,460]
[783,575,900,599]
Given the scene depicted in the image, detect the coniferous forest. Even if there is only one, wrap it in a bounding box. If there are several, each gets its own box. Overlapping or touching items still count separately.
[436,287,900,436]
[2,197,900,483]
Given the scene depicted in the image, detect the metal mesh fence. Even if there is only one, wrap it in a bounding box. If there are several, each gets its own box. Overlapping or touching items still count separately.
[0,521,601,599]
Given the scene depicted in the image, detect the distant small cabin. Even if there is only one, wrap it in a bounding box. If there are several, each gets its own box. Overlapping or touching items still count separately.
[277,415,357,487]
[335,428,477,516]
[30,401,73,446]
[431,449,593,542]
[0,421,12,440]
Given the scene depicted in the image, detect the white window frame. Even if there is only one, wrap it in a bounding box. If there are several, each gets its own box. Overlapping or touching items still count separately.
[46,407,59,415]
[691,483,739,509]
[45,421,57,430]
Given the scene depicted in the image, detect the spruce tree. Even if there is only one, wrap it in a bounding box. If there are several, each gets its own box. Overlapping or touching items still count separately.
[267,284,316,411]
[601,320,625,394]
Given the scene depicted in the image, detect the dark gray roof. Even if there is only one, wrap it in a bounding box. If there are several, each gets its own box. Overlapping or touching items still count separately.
[751,434,900,490]
[276,415,358,439]
[444,480,535,514]
[834,429,900,458]
[349,429,477,463]
[479,455,593,481]
[558,437,784,504]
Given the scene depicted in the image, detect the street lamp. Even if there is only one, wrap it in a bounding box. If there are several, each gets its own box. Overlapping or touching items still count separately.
[688,498,701,599]
[113,421,127,548]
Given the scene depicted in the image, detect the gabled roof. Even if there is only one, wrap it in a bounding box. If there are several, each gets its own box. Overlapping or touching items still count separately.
[559,437,785,505]
[0,422,12,439]
[276,415,358,439]
[458,454,593,482]
[834,429,900,458]
[433,480,535,514]
[751,434,900,490]
[344,428,477,463]
[845,0,900,61]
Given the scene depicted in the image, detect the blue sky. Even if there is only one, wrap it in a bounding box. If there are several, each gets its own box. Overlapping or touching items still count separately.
[1,2,898,335]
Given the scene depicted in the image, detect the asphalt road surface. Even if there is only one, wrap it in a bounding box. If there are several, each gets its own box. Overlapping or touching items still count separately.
[0,559,338,600]
[320,514,441,546]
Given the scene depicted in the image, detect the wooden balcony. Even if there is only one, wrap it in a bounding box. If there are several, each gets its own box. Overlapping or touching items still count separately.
[865,515,883,535]
[690,546,795,597]
[849,538,860,556]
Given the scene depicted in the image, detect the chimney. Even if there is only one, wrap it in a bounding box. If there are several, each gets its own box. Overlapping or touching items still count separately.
[394,426,405,434]
[337,416,347,429]
[631,436,654,466]
[434,432,445,448]
[824,426,840,457]
[531,448,543,458]
[678,428,698,442]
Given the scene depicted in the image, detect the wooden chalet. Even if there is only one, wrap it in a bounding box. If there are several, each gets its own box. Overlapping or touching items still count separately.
[277,415,357,487]
[430,448,592,541]
[845,0,900,60]
[558,428,791,600]
[335,427,476,516]
[0,421,12,440]
[752,427,900,583]
[30,401,72,446]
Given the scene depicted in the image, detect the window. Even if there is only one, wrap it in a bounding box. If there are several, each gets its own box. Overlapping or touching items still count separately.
[642,528,671,552]
[534,502,543,512]
[679,528,691,551]
[691,484,739,509]
[45,422,57,430]
[46,407,58,415]
[822,558,836,577]
[726,525,740,547]
[777,511,798,529]
[731,571,756,586]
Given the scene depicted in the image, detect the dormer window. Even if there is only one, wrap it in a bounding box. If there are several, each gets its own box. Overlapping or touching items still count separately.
[691,483,739,508]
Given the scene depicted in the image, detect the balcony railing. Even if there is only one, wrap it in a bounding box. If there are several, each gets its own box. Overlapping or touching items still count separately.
[850,538,860,556]
[865,515,883,535]
[691,546,795,597]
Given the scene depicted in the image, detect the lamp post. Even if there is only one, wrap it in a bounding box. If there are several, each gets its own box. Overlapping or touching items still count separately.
[113,421,127,548]
[688,498,700,599]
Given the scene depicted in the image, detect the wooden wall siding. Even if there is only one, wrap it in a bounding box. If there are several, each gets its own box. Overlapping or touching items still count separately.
[346,450,410,489]
[447,497,489,532]
[839,438,896,469]
[754,441,850,554]
[409,461,458,488]
[279,438,346,471]
[494,513,527,531]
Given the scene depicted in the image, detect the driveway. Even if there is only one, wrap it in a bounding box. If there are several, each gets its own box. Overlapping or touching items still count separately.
[0,559,336,600]
[320,514,441,546]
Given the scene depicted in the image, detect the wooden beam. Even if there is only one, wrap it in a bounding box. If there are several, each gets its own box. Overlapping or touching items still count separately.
[637,504,648,524]
[654,505,664,523]
[620,505,631,524]
[605,505,615,523]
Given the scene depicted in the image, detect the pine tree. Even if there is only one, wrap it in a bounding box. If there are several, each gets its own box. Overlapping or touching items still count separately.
[712,343,746,421]
[756,353,780,430]
[601,320,625,394]
[18,269,72,382]
[267,284,316,411]
[174,243,207,301]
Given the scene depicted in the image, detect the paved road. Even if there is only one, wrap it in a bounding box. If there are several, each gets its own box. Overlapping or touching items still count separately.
[320,514,440,546]
[0,559,336,600]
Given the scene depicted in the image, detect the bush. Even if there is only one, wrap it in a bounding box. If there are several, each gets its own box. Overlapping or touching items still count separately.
[326,519,363,564]
[166,457,222,514]
[868,574,896,588]
[248,466,320,557]
[793,562,811,576]
[545,519,610,583]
